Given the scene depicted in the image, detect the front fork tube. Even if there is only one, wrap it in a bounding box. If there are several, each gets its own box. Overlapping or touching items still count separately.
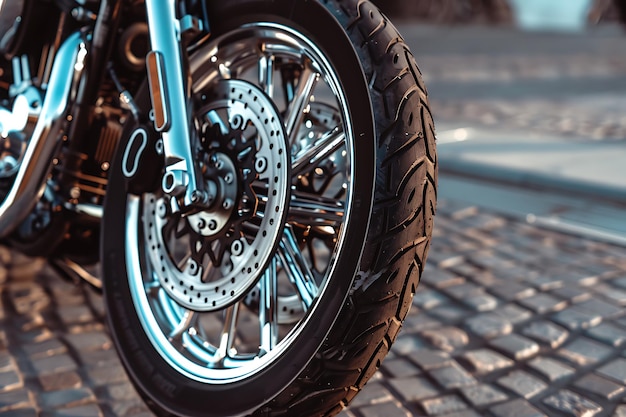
[144,0,203,208]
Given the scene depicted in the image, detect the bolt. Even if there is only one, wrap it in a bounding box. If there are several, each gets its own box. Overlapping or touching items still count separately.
[208,219,218,231]
[256,157,267,173]
[155,139,164,155]
[231,239,244,256]
[187,260,200,276]
[70,187,81,199]
[157,201,168,218]
[224,173,233,184]
[223,199,233,210]
[230,114,244,130]
[197,219,207,230]
[215,159,224,170]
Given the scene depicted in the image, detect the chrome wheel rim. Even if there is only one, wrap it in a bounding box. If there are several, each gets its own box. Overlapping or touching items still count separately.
[126,22,355,383]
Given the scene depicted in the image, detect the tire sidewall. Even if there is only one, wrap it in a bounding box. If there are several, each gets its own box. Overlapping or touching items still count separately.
[102,1,375,416]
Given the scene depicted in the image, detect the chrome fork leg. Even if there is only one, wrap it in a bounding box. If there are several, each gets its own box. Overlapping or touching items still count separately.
[144,0,204,207]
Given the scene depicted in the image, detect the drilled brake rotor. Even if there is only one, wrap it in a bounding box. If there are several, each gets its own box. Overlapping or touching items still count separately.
[145,80,290,312]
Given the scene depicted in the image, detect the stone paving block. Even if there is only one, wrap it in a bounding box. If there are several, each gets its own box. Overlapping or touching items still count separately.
[489,398,546,417]
[460,349,514,374]
[31,354,78,376]
[575,298,623,319]
[22,338,67,359]
[597,358,626,384]
[489,334,539,361]
[56,305,94,326]
[38,371,82,392]
[463,293,499,312]
[447,263,481,280]
[558,337,613,366]
[36,387,95,409]
[359,401,412,417]
[573,373,625,400]
[78,349,121,369]
[382,358,421,378]
[527,357,575,382]
[556,269,600,287]
[16,327,53,344]
[402,313,442,332]
[421,394,468,416]
[497,370,547,399]
[612,277,626,290]
[442,282,484,300]
[103,382,142,403]
[552,307,603,331]
[46,404,103,417]
[413,289,450,310]
[420,327,469,352]
[585,323,626,347]
[63,332,111,352]
[543,390,601,417]
[488,281,536,301]
[410,349,453,371]
[518,293,567,314]
[521,320,569,348]
[0,351,13,372]
[592,284,626,306]
[465,313,512,339]
[428,304,472,325]
[0,389,32,412]
[349,382,393,407]
[551,286,591,304]
[460,383,509,407]
[387,376,438,402]
[108,399,153,417]
[0,369,22,392]
[492,304,532,325]
[438,410,482,417]
[430,361,477,389]
[422,269,465,289]
[391,335,427,356]
[3,409,37,417]
[524,274,564,291]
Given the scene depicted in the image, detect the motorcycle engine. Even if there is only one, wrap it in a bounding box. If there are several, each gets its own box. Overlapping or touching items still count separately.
[0,0,25,57]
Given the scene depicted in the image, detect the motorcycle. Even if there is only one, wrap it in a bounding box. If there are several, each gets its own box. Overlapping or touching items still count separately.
[0,0,437,415]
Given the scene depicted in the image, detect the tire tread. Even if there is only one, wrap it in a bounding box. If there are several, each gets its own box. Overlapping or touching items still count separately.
[253,0,437,415]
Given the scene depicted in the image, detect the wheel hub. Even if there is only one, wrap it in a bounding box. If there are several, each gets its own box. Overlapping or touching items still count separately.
[145,80,291,312]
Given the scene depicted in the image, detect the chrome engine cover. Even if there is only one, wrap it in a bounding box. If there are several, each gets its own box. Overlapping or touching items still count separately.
[0,0,25,56]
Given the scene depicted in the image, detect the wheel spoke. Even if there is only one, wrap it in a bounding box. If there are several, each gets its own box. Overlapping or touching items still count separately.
[206,109,229,136]
[258,54,275,98]
[259,257,278,353]
[278,228,319,309]
[289,191,344,227]
[292,127,345,177]
[121,23,355,383]
[215,303,239,363]
[168,310,195,340]
[284,63,320,143]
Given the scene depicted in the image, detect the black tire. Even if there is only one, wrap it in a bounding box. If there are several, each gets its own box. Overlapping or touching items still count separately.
[101,1,437,416]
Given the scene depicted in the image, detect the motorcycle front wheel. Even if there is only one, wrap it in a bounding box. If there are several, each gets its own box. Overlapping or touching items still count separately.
[101,1,437,416]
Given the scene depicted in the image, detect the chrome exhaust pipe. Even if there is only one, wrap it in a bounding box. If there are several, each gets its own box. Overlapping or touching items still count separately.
[0,32,88,238]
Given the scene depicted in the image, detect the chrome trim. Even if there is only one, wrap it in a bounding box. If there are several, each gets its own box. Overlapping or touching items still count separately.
[0,32,86,238]
[144,0,200,206]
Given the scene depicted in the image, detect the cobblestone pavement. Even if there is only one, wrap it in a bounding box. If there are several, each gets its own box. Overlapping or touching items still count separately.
[0,198,625,416]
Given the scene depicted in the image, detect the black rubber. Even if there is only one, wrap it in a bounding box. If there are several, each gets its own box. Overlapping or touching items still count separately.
[101,1,436,416]
[253,1,437,415]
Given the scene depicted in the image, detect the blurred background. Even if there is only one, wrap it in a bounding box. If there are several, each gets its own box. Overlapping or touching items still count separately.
[370,0,626,244]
